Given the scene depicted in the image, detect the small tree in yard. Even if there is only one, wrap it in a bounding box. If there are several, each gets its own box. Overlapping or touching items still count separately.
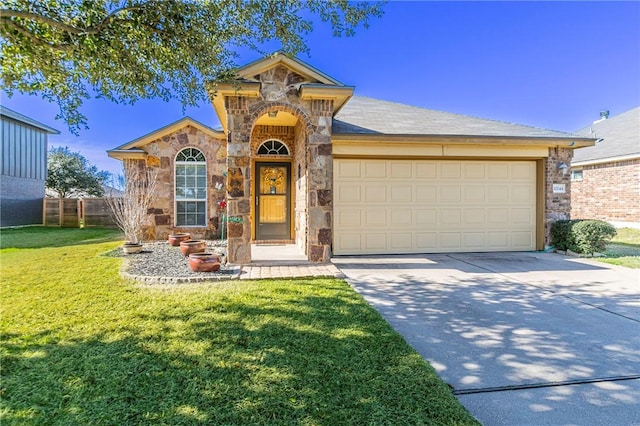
[106,160,158,245]
[47,146,110,198]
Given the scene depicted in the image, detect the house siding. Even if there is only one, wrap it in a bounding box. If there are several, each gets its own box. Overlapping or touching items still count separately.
[571,159,640,223]
[0,116,49,227]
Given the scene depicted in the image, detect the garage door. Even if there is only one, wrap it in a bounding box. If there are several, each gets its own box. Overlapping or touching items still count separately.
[333,159,536,255]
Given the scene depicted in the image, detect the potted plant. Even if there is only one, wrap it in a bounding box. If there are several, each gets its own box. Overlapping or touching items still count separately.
[168,232,191,246]
[188,252,223,272]
[179,240,206,256]
[106,160,158,254]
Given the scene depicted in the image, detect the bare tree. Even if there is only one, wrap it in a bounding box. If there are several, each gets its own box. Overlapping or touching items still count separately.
[106,159,158,245]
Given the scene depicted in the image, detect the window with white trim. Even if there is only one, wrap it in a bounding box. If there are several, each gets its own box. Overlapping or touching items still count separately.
[175,148,207,226]
[258,140,290,155]
[571,169,583,182]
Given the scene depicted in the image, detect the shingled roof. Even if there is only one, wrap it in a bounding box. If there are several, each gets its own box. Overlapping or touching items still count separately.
[333,96,581,139]
[573,107,640,164]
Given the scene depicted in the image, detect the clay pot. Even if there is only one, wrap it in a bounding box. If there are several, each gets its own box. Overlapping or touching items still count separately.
[188,252,222,272]
[179,240,206,256]
[168,233,191,246]
[122,242,143,254]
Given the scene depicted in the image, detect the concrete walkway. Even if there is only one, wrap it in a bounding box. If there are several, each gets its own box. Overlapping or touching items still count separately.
[237,244,344,280]
[333,252,640,425]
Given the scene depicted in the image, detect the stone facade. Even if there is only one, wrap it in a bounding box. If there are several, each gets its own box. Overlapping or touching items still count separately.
[544,147,573,245]
[225,65,334,263]
[571,159,640,223]
[138,125,227,240]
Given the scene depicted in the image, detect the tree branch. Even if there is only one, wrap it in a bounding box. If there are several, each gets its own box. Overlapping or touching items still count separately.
[0,18,75,50]
[1,9,85,34]
[0,5,147,36]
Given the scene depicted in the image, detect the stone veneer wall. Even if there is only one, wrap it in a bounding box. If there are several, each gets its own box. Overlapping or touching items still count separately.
[139,125,227,240]
[544,147,573,246]
[294,120,307,253]
[225,64,334,263]
[571,159,640,223]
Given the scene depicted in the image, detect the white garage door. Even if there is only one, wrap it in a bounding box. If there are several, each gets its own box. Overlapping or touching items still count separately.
[333,159,536,255]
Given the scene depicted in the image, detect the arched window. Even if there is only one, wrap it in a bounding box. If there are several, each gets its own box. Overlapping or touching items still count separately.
[175,148,206,226]
[258,140,290,156]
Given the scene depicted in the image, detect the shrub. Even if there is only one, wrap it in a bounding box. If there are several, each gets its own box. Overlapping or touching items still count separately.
[569,220,617,255]
[550,219,578,251]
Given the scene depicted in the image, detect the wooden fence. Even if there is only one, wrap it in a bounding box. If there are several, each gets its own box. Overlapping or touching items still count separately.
[43,198,119,228]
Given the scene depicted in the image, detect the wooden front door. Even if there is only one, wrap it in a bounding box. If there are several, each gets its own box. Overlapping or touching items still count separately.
[256,163,291,240]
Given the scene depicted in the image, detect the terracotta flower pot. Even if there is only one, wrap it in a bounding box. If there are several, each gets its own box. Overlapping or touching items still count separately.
[168,233,191,246]
[122,242,143,254]
[188,252,222,272]
[179,240,206,256]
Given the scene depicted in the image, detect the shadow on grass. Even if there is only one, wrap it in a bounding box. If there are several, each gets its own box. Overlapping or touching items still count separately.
[0,281,476,425]
[0,227,122,250]
[603,243,640,257]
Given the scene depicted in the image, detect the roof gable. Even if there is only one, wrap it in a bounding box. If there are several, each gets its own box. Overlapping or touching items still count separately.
[236,52,344,86]
[573,107,640,164]
[108,117,223,155]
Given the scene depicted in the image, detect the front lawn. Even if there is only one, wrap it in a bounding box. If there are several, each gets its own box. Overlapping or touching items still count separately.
[598,227,640,269]
[0,228,478,425]
[0,226,121,249]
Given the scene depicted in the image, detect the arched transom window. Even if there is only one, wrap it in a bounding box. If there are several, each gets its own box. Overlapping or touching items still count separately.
[258,140,290,156]
[175,147,206,226]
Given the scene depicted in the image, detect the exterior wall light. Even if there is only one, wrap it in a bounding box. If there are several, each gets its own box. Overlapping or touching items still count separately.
[557,162,569,175]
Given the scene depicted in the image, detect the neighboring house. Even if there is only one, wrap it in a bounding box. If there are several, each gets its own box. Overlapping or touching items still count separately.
[571,107,640,228]
[108,53,594,263]
[1,106,59,227]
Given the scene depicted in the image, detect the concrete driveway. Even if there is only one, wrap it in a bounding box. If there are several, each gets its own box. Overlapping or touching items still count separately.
[332,252,640,425]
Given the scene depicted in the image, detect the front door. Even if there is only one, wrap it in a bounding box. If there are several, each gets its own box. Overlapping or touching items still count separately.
[256,162,291,240]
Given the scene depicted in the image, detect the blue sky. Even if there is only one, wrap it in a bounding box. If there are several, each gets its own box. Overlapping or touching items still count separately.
[2,1,639,176]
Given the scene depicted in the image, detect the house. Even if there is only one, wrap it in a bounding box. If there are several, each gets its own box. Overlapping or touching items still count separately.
[108,53,594,263]
[1,106,59,227]
[571,107,640,228]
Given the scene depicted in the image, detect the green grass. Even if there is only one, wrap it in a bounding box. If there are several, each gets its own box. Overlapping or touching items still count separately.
[0,226,122,249]
[1,228,478,425]
[598,227,640,269]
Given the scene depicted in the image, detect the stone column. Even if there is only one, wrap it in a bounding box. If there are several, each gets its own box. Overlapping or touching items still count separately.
[226,96,252,263]
[307,100,334,262]
[544,147,573,247]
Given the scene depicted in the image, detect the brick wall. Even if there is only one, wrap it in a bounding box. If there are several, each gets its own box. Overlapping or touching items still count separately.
[545,147,573,246]
[250,125,295,155]
[571,159,640,222]
[0,175,45,226]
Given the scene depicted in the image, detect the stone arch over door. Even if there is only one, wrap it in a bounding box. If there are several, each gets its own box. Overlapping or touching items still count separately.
[225,95,334,264]
[249,102,314,257]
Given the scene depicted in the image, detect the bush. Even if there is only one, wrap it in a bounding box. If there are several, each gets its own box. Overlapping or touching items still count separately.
[569,220,617,255]
[550,219,577,251]
[552,219,617,255]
